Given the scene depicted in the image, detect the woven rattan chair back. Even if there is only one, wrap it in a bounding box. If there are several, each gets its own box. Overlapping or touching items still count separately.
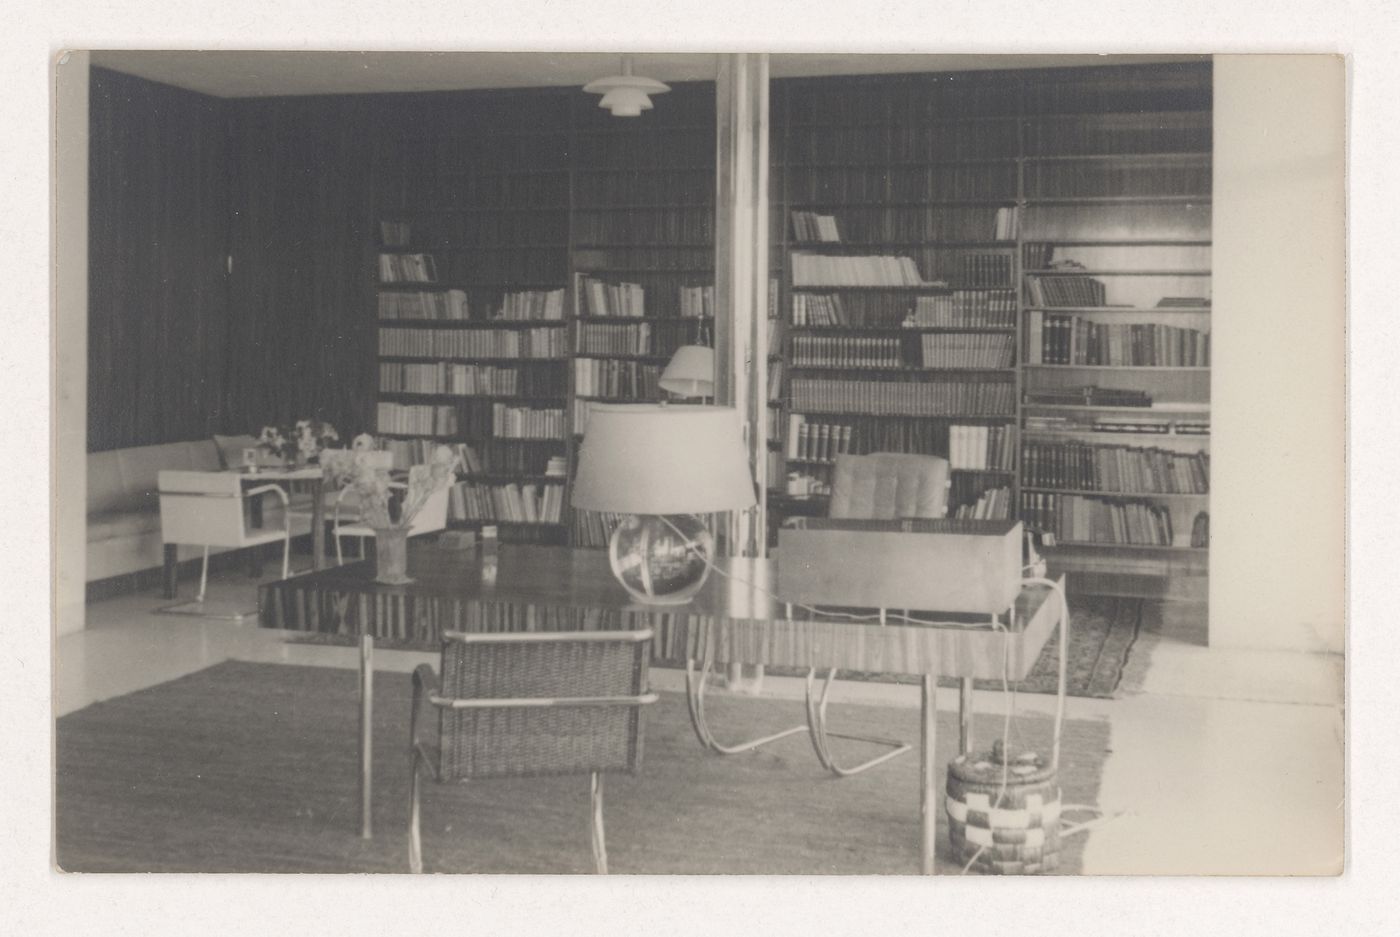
[436,632,649,780]
[408,629,656,873]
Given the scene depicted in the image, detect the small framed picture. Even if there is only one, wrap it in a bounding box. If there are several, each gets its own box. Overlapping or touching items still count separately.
[242,447,260,473]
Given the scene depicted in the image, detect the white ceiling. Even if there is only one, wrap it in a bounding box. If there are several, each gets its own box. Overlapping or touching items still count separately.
[87,51,1205,99]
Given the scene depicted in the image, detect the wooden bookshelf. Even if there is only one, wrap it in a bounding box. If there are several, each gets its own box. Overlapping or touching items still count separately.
[369,63,1212,582]
[1017,63,1212,578]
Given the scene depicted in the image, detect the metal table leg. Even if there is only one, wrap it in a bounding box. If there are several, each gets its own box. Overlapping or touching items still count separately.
[359,632,374,839]
[920,673,938,875]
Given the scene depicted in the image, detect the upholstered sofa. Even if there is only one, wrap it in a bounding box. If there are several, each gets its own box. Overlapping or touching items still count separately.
[86,439,228,582]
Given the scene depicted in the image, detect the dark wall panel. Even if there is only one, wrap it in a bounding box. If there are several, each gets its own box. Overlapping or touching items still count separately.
[88,67,230,451]
[223,96,379,440]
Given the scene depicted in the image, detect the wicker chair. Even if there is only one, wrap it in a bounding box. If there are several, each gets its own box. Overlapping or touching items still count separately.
[408,629,658,874]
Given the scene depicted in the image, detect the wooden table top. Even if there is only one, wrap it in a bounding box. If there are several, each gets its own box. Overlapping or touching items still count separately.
[259,543,1063,679]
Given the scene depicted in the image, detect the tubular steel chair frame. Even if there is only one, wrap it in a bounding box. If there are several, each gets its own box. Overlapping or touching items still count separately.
[156,470,293,618]
[407,629,657,874]
[685,452,951,775]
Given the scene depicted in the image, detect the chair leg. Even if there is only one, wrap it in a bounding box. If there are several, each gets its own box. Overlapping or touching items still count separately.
[589,771,607,875]
[281,529,291,580]
[805,668,913,777]
[408,749,424,874]
[685,656,807,755]
[196,545,211,603]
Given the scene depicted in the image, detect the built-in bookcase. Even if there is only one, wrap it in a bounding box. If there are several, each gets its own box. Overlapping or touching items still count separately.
[368,63,1211,588]
[768,62,1211,593]
[375,91,574,544]
[772,72,1024,526]
[1016,65,1211,591]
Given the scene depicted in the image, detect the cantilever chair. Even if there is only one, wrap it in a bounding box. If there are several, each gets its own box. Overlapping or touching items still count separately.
[686,451,952,775]
[408,629,657,874]
[157,469,294,619]
[332,462,449,565]
[804,452,951,774]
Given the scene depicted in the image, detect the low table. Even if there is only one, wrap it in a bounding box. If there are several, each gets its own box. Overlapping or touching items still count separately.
[258,542,1063,874]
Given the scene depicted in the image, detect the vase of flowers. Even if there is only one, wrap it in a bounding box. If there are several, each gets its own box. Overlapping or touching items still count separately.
[321,437,458,584]
[257,419,340,467]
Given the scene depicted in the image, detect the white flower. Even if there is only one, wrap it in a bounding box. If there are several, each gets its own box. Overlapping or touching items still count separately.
[351,433,376,452]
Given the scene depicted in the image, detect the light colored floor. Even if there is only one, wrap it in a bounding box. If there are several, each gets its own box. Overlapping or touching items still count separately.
[57,567,1345,876]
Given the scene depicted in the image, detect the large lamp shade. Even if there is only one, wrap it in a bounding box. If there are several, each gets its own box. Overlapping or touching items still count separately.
[571,404,757,604]
[571,404,755,515]
[657,345,715,399]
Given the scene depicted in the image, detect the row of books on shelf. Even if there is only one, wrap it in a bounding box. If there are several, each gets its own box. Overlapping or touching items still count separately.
[959,253,1013,289]
[573,358,661,398]
[783,204,1019,244]
[492,404,566,440]
[571,510,628,549]
[377,403,457,437]
[573,321,695,356]
[1026,314,1210,367]
[791,253,942,288]
[377,288,567,322]
[1022,441,1209,494]
[791,211,842,242]
[787,334,1012,370]
[381,438,563,476]
[571,212,714,244]
[784,123,1021,164]
[920,333,1016,369]
[1023,385,1153,408]
[786,418,854,462]
[449,481,564,525]
[1020,492,1176,548]
[499,289,567,321]
[791,336,902,369]
[953,486,1012,521]
[991,206,1018,241]
[781,416,1015,472]
[679,284,716,319]
[577,276,646,318]
[907,290,1017,327]
[949,424,1017,471]
[379,327,566,360]
[379,221,411,249]
[379,253,437,284]
[378,289,469,320]
[789,378,1016,416]
[1024,274,1107,308]
[378,362,565,398]
[1024,413,1210,436]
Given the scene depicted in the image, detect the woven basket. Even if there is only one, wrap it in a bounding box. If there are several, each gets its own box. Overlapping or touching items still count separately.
[946,745,1061,874]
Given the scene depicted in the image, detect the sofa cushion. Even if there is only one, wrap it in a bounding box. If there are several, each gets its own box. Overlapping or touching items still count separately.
[112,440,222,514]
[88,508,161,543]
[87,449,129,515]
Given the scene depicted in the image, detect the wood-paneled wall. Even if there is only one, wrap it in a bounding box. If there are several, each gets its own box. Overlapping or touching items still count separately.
[223,95,379,439]
[88,67,230,451]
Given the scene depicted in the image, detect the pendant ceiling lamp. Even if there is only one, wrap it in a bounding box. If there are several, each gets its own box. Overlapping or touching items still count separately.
[584,56,670,117]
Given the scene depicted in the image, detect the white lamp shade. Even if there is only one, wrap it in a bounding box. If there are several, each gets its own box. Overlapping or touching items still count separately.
[658,345,715,398]
[598,86,654,116]
[571,404,757,515]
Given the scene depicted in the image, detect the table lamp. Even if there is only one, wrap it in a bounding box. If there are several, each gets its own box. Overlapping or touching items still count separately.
[571,403,757,605]
[657,345,714,400]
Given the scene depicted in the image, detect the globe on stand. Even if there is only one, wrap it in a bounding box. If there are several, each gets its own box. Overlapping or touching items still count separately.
[607,514,714,605]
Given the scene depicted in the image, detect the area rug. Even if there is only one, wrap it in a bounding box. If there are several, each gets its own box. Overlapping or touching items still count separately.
[55,661,1110,875]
